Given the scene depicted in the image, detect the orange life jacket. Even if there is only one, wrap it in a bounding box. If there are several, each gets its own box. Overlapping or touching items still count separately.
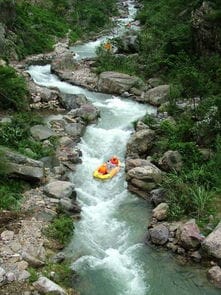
[98,164,108,174]
[110,157,119,165]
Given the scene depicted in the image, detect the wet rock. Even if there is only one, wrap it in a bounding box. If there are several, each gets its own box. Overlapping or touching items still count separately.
[64,122,86,138]
[149,224,169,245]
[190,251,202,263]
[58,93,88,110]
[67,103,100,123]
[178,220,204,250]
[207,266,221,288]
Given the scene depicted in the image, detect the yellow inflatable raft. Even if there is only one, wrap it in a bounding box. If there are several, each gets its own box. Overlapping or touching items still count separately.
[93,161,121,180]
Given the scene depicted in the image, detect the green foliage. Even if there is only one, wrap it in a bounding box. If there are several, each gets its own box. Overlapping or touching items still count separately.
[71,0,117,36]
[14,2,69,57]
[0,65,28,111]
[95,46,138,75]
[42,262,75,288]
[46,214,74,245]
[0,113,56,159]
[0,178,26,210]
[28,267,38,283]
[164,172,215,222]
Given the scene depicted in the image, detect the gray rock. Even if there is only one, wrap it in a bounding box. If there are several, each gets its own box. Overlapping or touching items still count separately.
[150,188,166,206]
[4,148,44,182]
[158,150,183,172]
[147,78,163,88]
[152,203,169,221]
[64,122,85,138]
[6,272,16,282]
[33,276,67,295]
[58,93,88,110]
[139,85,170,106]
[127,163,162,183]
[1,230,14,241]
[67,104,100,123]
[207,266,221,288]
[126,129,155,158]
[30,125,55,141]
[51,252,65,264]
[178,220,204,250]
[98,71,143,94]
[44,181,75,199]
[22,251,45,267]
[149,224,169,245]
[202,221,221,259]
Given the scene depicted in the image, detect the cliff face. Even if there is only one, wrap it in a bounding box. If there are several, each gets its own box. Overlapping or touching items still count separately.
[192,1,221,55]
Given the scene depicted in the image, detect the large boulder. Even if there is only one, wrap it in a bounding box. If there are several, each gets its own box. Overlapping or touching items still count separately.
[97,71,143,95]
[58,93,88,110]
[126,129,155,158]
[64,122,86,139]
[127,163,162,183]
[30,125,55,141]
[158,150,183,172]
[202,221,221,259]
[138,85,170,106]
[149,224,169,245]
[33,276,67,295]
[126,163,163,196]
[150,188,166,206]
[152,202,169,221]
[44,180,75,199]
[125,158,151,172]
[177,220,204,250]
[4,148,44,182]
[51,51,77,72]
[66,104,100,123]
[28,81,59,103]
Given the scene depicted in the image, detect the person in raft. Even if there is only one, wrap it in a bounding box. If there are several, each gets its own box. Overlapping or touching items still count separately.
[98,163,108,175]
[107,156,119,169]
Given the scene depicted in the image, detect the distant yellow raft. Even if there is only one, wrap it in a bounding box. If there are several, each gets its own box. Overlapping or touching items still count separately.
[93,162,121,180]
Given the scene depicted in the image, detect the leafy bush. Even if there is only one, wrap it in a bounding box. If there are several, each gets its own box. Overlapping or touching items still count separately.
[95,46,138,75]
[0,65,28,111]
[42,262,75,288]
[14,2,69,57]
[0,178,26,210]
[46,215,74,245]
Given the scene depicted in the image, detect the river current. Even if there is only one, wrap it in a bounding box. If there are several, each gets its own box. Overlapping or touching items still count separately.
[27,1,220,294]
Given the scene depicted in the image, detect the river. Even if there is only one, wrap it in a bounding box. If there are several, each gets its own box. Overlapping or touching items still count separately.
[27,1,220,294]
